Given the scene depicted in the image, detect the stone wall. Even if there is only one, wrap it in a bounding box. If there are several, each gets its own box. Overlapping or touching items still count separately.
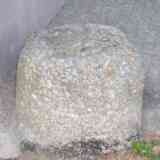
[0,0,64,80]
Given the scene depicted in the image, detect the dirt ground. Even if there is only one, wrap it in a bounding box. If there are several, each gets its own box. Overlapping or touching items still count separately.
[17,132,160,160]
[17,150,149,160]
[97,151,149,160]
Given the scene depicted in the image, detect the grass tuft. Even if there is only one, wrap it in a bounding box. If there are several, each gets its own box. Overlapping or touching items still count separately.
[131,140,160,160]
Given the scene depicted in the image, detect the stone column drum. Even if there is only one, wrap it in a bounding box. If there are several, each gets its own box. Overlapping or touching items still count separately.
[16,24,144,148]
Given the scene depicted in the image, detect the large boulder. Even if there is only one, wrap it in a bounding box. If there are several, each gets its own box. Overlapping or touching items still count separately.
[16,24,144,148]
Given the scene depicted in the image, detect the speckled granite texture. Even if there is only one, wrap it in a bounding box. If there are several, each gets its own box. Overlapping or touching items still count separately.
[16,24,144,148]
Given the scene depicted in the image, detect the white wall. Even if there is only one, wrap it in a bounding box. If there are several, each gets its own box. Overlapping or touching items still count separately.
[0,0,64,80]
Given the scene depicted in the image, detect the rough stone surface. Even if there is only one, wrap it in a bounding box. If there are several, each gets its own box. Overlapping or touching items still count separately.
[142,108,160,133]
[16,24,144,148]
[49,0,160,132]
[0,80,20,159]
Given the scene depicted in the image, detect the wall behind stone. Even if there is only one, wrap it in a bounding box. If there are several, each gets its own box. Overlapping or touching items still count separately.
[0,0,64,80]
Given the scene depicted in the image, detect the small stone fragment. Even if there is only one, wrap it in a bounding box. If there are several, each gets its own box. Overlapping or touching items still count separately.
[152,146,160,156]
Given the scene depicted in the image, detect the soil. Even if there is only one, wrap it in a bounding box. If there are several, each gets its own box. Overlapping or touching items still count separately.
[17,150,149,160]
[97,151,149,160]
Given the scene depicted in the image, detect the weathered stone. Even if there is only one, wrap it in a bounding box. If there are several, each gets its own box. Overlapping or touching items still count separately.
[16,24,144,148]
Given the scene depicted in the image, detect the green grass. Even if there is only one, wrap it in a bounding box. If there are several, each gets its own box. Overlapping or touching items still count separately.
[131,140,160,160]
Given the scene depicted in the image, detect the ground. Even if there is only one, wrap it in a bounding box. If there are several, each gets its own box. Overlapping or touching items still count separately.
[15,132,160,160]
